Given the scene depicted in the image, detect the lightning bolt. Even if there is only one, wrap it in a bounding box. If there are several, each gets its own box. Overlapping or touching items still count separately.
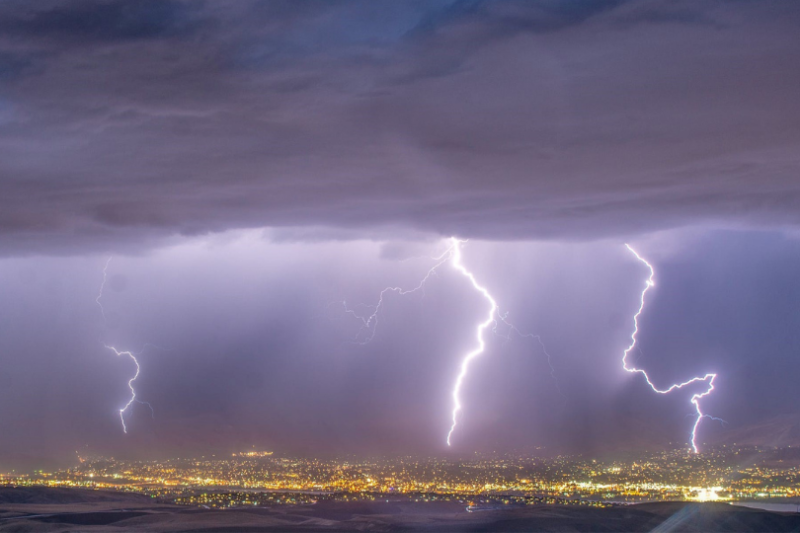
[96,258,155,433]
[342,238,558,446]
[104,345,154,434]
[341,242,455,344]
[495,312,560,396]
[623,244,720,453]
[446,238,499,446]
[96,257,112,324]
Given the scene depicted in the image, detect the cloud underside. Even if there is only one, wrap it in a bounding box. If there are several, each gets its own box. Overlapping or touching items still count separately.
[0,0,799,254]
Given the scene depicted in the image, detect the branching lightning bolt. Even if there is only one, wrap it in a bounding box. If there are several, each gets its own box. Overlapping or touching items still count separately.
[446,238,499,446]
[495,311,560,396]
[342,238,559,446]
[623,244,720,453]
[104,345,153,434]
[445,238,562,444]
[341,243,455,344]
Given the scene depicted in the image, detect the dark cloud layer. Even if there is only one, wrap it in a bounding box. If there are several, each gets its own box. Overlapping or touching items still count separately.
[0,0,200,43]
[0,0,798,255]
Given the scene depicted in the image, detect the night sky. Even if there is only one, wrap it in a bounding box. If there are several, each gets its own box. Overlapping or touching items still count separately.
[0,1,799,470]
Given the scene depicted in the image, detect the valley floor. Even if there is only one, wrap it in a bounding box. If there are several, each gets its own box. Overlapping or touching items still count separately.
[2,488,800,532]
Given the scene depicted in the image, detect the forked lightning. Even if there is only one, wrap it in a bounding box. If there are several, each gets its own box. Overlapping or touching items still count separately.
[342,237,557,446]
[623,244,720,453]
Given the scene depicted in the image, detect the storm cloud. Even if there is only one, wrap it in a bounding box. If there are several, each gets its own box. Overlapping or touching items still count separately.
[0,0,798,255]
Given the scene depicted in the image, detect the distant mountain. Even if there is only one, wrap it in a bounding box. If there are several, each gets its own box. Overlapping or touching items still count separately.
[711,414,800,448]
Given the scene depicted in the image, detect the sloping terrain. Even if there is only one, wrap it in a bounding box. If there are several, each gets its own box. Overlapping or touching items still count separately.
[0,487,151,505]
[1,489,800,532]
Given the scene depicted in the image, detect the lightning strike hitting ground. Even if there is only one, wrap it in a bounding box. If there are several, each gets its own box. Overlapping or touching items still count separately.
[96,259,156,433]
[446,238,499,446]
[95,257,112,324]
[105,345,153,434]
[623,244,719,453]
[343,238,558,446]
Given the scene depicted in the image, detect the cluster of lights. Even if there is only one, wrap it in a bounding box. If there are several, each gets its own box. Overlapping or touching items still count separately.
[5,447,798,505]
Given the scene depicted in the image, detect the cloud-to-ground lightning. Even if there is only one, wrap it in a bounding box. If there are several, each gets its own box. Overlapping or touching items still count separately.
[443,238,565,443]
[104,345,153,434]
[623,244,720,453]
[96,258,155,433]
[342,238,559,446]
[446,238,499,446]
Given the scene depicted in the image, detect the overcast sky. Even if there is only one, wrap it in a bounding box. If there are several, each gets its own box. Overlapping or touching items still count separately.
[0,1,799,470]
